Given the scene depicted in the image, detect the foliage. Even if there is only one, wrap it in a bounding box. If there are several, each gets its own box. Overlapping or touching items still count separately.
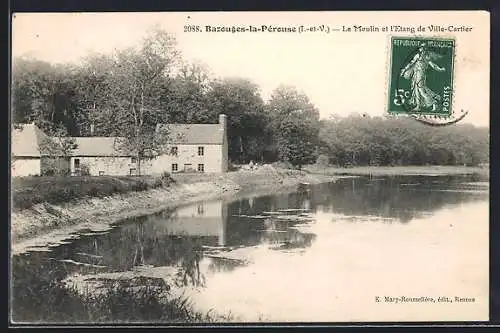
[205,77,268,163]
[319,114,489,167]
[11,28,489,171]
[267,85,321,169]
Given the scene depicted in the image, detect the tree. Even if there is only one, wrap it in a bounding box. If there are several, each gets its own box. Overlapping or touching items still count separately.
[277,116,318,169]
[266,85,320,167]
[319,113,489,167]
[72,53,117,136]
[165,61,213,124]
[205,78,267,163]
[99,27,181,175]
[11,58,80,135]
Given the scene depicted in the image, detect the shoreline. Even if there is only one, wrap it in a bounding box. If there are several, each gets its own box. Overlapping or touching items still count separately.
[304,165,489,177]
[10,164,488,255]
[11,166,334,255]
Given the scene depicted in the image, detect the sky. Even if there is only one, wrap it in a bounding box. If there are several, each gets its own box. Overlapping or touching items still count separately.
[11,11,490,127]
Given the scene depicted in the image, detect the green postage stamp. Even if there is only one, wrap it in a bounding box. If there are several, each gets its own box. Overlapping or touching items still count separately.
[387,37,455,117]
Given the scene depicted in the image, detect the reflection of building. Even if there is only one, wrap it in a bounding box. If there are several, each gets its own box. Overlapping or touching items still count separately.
[160,200,228,246]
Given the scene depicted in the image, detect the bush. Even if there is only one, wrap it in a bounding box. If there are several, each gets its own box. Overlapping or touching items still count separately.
[131,179,149,192]
[152,178,163,189]
[41,169,56,176]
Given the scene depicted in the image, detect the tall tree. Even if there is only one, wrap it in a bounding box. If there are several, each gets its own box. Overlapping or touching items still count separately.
[72,53,117,136]
[165,61,213,123]
[266,85,321,166]
[100,28,181,175]
[11,58,80,135]
[206,78,267,163]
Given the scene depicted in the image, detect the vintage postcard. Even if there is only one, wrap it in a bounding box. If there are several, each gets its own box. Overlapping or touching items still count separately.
[10,11,490,324]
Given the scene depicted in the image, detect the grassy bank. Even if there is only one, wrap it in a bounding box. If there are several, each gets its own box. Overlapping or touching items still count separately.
[12,174,174,210]
[11,165,332,253]
[304,165,489,178]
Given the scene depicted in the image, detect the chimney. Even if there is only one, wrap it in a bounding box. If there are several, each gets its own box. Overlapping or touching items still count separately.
[219,114,227,131]
[90,123,95,136]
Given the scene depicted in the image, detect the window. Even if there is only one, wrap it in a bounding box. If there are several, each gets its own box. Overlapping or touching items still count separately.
[171,163,178,172]
[170,146,178,156]
[131,157,137,163]
[129,168,137,176]
[73,158,81,176]
[198,164,204,172]
[198,146,204,156]
[197,204,204,215]
[99,171,105,176]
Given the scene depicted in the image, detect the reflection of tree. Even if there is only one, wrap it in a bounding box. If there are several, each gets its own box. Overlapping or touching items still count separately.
[132,224,146,266]
[63,214,216,282]
[227,192,317,249]
[304,175,487,223]
[175,237,205,288]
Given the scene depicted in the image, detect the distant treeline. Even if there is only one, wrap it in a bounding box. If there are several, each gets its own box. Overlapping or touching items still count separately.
[319,115,489,167]
[11,28,489,168]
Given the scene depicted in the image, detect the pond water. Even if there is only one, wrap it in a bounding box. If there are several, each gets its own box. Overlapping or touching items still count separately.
[11,174,489,323]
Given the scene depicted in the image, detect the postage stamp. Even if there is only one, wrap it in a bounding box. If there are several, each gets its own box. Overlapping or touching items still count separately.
[387,36,456,117]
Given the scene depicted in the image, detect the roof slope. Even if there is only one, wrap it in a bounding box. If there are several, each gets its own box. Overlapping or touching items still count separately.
[12,123,51,157]
[71,137,130,157]
[156,124,224,145]
[12,120,225,158]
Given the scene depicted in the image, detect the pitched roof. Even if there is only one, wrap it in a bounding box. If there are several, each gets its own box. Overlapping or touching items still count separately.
[12,119,225,158]
[71,137,130,157]
[12,123,51,157]
[156,124,224,145]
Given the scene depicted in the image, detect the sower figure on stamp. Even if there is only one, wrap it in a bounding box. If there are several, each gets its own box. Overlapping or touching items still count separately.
[400,43,446,112]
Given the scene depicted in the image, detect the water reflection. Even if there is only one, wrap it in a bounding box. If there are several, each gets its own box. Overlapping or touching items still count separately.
[305,175,488,223]
[11,174,489,323]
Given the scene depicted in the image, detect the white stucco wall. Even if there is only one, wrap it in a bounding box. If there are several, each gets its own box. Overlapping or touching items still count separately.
[149,144,227,174]
[71,156,136,176]
[68,141,228,176]
[12,158,41,177]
